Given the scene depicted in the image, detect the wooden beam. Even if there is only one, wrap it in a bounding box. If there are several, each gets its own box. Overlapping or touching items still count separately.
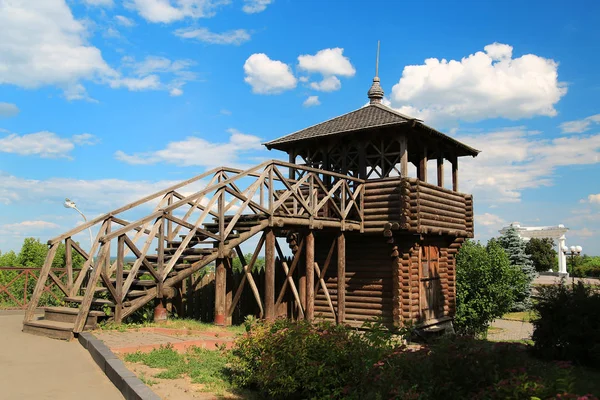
[115,234,124,323]
[419,146,427,183]
[214,258,226,325]
[437,154,444,188]
[65,238,73,291]
[451,155,458,192]
[289,150,296,180]
[264,229,276,321]
[337,231,345,324]
[399,136,408,178]
[305,231,315,321]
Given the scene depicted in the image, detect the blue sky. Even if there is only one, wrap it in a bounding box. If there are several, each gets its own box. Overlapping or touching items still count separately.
[1,0,599,255]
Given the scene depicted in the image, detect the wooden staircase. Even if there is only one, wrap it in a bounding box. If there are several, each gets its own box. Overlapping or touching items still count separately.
[22,161,364,339]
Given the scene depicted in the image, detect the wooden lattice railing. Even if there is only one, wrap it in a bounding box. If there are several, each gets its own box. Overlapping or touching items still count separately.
[0,267,77,309]
[24,160,365,332]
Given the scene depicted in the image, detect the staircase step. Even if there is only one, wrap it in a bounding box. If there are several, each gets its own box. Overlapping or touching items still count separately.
[64,296,115,307]
[44,306,103,328]
[22,319,75,340]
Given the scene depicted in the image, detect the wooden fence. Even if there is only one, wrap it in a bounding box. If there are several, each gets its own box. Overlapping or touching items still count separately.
[0,267,75,309]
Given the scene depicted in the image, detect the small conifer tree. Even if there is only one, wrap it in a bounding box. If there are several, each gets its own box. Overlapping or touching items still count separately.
[498,225,537,310]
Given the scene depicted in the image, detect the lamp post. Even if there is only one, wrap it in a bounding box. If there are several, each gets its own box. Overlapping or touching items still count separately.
[64,198,94,270]
[562,245,582,282]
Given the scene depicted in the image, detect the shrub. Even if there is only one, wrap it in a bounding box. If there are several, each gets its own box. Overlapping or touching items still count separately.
[454,239,526,337]
[526,237,557,273]
[532,281,600,367]
[227,318,394,399]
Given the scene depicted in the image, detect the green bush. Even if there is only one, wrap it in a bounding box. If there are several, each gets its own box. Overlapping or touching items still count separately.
[227,318,394,399]
[572,256,600,278]
[532,281,600,367]
[227,319,599,399]
[454,239,526,337]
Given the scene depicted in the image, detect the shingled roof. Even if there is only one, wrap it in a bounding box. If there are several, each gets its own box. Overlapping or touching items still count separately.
[264,102,480,157]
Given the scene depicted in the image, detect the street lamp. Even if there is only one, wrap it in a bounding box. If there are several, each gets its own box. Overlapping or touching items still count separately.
[562,245,583,280]
[64,198,94,269]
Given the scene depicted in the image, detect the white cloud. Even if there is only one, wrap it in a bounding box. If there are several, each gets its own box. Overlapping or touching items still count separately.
[560,114,600,134]
[477,213,506,227]
[0,131,98,158]
[588,194,600,204]
[0,0,115,93]
[242,0,273,13]
[390,43,567,125]
[0,102,19,118]
[82,0,114,6]
[115,129,264,168]
[126,0,229,23]
[570,228,595,238]
[170,87,183,96]
[0,171,183,211]
[303,96,320,107]
[0,1,193,99]
[456,128,600,203]
[243,53,297,94]
[310,76,341,92]
[115,15,136,27]
[174,27,250,45]
[118,56,196,95]
[298,48,355,77]
[3,221,60,231]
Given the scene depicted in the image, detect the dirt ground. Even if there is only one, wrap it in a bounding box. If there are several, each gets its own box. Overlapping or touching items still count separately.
[125,363,242,400]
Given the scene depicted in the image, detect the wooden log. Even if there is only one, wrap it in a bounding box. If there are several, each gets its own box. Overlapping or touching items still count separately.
[412,198,466,215]
[419,212,466,225]
[410,192,466,209]
[337,232,345,324]
[264,229,275,321]
[364,207,402,215]
[419,219,465,230]
[214,258,226,325]
[305,231,315,321]
[363,187,399,195]
[363,179,401,189]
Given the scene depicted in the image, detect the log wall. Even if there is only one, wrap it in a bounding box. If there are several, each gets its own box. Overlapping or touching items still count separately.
[313,233,394,327]
[363,177,474,238]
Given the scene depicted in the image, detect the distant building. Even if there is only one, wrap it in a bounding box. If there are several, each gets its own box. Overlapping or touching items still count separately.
[499,223,568,275]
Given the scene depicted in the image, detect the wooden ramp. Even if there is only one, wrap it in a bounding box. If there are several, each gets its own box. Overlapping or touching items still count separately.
[23,161,365,339]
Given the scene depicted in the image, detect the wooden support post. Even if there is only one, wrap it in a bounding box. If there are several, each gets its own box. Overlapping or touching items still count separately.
[65,238,73,291]
[419,146,428,183]
[214,258,226,325]
[115,234,125,323]
[225,257,233,325]
[437,154,444,188]
[305,231,315,321]
[451,155,458,192]
[265,229,276,321]
[337,231,345,324]
[289,151,296,180]
[399,136,408,178]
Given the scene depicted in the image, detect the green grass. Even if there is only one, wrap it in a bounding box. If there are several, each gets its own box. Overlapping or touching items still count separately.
[502,310,538,322]
[124,344,256,398]
[99,318,245,334]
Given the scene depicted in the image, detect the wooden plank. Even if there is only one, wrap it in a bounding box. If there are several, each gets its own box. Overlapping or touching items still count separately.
[264,229,276,321]
[305,231,315,321]
[65,238,73,291]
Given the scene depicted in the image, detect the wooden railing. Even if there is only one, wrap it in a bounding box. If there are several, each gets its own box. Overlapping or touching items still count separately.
[362,177,474,237]
[24,161,365,330]
[0,267,77,309]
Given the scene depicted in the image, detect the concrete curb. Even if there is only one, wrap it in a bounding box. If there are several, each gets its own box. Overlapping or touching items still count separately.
[78,332,161,400]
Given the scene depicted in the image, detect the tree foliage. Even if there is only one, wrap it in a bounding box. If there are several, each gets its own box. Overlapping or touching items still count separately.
[454,239,527,337]
[498,226,537,311]
[231,253,265,273]
[525,238,557,273]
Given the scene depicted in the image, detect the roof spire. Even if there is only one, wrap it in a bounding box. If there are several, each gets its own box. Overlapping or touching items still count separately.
[368,40,384,104]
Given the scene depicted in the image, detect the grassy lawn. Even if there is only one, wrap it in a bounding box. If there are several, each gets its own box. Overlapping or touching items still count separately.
[502,310,538,322]
[99,318,245,334]
[124,345,257,398]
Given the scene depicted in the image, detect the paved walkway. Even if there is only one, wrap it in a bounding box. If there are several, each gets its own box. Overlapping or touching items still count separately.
[0,312,123,400]
[488,319,534,342]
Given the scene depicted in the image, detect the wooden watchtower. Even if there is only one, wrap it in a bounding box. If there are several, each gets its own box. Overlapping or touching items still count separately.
[263,75,479,328]
[23,70,479,340]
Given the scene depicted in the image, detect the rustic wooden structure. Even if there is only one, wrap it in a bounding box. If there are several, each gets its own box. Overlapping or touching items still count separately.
[23,74,478,339]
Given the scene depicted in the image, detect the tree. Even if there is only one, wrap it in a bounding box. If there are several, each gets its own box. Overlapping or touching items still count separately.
[231,253,265,273]
[17,238,48,267]
[525,238,557,273]
[454,239,526,337]
[498,226,537,311]
[0,250,20,267]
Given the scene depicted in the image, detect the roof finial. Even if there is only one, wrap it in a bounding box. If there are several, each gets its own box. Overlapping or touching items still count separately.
[368,41,384,104]
[375,40,380,78]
